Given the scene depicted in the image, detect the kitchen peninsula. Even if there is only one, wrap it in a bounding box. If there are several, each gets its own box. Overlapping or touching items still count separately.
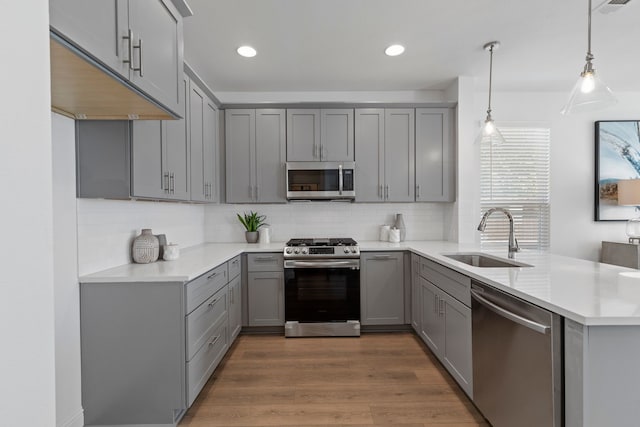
[81,240,640,427]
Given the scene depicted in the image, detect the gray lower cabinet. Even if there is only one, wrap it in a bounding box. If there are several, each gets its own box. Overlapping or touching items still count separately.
[416,257,472,397]
[49,0,184,115]
[247,253,285,326]
[286,108,354,162]
[226,109,287,203]
[131,73,190,200]
[415,108,455,202]
[354,109,415,202]
[360,252,405,325]
[189,79,218,202]
[80,259,235,426]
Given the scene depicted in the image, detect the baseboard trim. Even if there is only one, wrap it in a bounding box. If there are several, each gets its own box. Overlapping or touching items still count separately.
[59,408,84,427]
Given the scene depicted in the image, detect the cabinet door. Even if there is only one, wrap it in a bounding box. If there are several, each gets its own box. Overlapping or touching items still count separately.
[247,272,284,326]
[226,110,256,203]
[131,120,165,198]
[256,109,286,203]
[127,0,183,115]
[441,291,473,397]
[420,278,443,355]
[286,109,320,161]
[416,108,454,202]
[354,109,385,202]
[360,252,404,325]
[189,79,205,202]
[203,99,218,202]
[321,109,354,161]
[228,275,242,342]
[164,74,190,200]
[410,254,421,332]
[384,109,415,202]
[49,0,129,78]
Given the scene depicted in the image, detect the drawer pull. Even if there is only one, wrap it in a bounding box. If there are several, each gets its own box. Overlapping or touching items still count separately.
[207,335,220,347]
[254,256,275,261]
[372,255,392,260]
[232,259,239,265]
[207,272,218,279]
[208,298,218,307]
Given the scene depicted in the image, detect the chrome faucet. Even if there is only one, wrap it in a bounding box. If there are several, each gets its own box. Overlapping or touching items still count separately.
[477,207,520,258]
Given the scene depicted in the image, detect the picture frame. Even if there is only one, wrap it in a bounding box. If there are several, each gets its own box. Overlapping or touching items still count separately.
[595,120,640,221]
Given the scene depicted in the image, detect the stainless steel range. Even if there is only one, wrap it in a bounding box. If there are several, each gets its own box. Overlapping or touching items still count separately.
[283,238,361,337]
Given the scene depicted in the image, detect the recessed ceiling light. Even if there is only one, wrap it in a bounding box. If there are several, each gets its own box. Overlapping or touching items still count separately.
[237,46,257,58]
[385,44,405,56]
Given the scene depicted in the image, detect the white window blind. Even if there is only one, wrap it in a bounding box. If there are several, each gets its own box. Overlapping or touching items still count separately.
[480,126,551,249]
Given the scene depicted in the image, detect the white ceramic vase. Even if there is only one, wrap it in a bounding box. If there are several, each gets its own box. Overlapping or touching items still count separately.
[394,213,406,241]
[132,229,159,263]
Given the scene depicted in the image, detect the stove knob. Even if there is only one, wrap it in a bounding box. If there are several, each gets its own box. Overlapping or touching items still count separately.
[301,248,308,254]
[285,248,293,254]
[294,248,300,254]
[344,247,350,253]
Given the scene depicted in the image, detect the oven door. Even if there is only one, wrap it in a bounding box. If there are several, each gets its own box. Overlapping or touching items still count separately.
[284,259,360,322]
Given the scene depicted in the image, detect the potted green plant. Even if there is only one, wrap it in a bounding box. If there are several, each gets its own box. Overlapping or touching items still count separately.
[236,211,268,243]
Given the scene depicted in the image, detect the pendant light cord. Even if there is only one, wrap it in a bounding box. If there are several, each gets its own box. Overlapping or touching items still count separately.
[487,44,494,116]
[586,0,594,64]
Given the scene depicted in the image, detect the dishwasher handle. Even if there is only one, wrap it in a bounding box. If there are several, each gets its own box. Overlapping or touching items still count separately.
[471,289,550,335]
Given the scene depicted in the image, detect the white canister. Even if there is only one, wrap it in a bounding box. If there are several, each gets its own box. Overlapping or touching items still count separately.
[388,228,401,243]
[259,227,271,244]
[379,225,391,241]
[163,243,180,261]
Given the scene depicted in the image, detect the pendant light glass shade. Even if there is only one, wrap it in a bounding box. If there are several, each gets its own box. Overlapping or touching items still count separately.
[561,0,617,114]
[477,41,506,145]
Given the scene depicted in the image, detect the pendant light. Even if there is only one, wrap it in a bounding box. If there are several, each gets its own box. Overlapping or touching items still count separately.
[479,41,506,145]
[561,0,616,114]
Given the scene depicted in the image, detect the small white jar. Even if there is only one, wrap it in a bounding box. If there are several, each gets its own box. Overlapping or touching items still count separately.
[163,243,180,261]
[388,228,401,243]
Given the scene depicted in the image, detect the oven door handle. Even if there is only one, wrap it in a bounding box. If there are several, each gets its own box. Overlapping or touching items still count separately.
[339,164,343,195]
[284,260,360,269]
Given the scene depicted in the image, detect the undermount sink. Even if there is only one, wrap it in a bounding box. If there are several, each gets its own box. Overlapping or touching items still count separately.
[442,252,532,268]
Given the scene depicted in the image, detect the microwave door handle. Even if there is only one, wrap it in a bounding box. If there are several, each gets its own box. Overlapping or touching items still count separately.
[339,164,343,195]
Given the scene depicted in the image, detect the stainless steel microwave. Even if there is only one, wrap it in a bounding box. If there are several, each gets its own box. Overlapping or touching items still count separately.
[286,162,355,200]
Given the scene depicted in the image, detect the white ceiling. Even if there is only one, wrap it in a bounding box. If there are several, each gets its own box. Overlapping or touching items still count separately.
[183,0,640,95]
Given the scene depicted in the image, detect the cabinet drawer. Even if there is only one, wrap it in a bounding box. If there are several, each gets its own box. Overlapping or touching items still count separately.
[420,257,471,307]
[185,263,228,314]
[228,255,241,279]
[247,253,283,272]
[186,316,228,407]
[186,286,228,361]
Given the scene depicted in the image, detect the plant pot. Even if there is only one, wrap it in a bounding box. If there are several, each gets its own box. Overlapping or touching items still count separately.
[245,231,259,243]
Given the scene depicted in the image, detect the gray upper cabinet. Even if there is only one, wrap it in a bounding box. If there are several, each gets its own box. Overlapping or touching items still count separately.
[190,80,217,202]
[287,109,354,161]
[360,252,405,325]
[131,74,190,200]
[49,0,128,77]
[355,109,414,202]
[415,108,455,202]
[226,109,286,203]
[49,0,183,115]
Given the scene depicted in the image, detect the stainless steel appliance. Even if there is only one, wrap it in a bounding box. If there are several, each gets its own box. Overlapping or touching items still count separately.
[471,282,562,427]
[286,162,355,200]
[283,238,360,337]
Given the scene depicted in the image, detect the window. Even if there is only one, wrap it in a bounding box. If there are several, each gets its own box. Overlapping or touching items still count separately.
[480,126,551,249]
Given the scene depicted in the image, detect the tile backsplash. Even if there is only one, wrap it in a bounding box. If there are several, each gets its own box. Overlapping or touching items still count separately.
[77,199,205,275]
[205,202,449,243]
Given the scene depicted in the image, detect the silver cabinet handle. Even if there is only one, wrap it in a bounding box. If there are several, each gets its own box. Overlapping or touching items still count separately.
[170,172,175,194]
[206,182,209,199]
[434,294,439,313]
[372,254,391,260]
[163,172,169,193]
[207,271,218,280]
[379,185,383,199]
[207,298,218,307]
[416,185,420,199]
[471,290,550,334]
[132,37,143,77]
[254,256,275,261]
[385,185,389,200]
[439,297,445,317]
[208,335,220,347]
[123,29,134,69]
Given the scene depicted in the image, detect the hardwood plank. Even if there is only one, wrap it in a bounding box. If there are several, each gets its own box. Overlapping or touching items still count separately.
[179,333,485,427]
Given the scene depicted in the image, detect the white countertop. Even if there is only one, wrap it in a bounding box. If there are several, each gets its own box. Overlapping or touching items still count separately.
[80,240,640,326]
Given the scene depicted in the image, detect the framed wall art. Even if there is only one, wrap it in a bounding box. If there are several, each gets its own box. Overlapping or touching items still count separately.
[595,120,640,221]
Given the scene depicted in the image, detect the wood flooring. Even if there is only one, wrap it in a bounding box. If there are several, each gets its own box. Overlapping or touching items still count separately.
[179,332,488,427]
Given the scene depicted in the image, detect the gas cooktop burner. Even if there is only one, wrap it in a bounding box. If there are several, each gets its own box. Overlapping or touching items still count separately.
[284,238,360,258]
[286,238,358,247]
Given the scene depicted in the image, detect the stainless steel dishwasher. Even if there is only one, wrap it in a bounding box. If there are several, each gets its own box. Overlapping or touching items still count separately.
[471,281,563,427]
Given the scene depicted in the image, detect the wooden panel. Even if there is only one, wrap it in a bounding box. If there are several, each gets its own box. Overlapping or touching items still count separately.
[50,38,175,120]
